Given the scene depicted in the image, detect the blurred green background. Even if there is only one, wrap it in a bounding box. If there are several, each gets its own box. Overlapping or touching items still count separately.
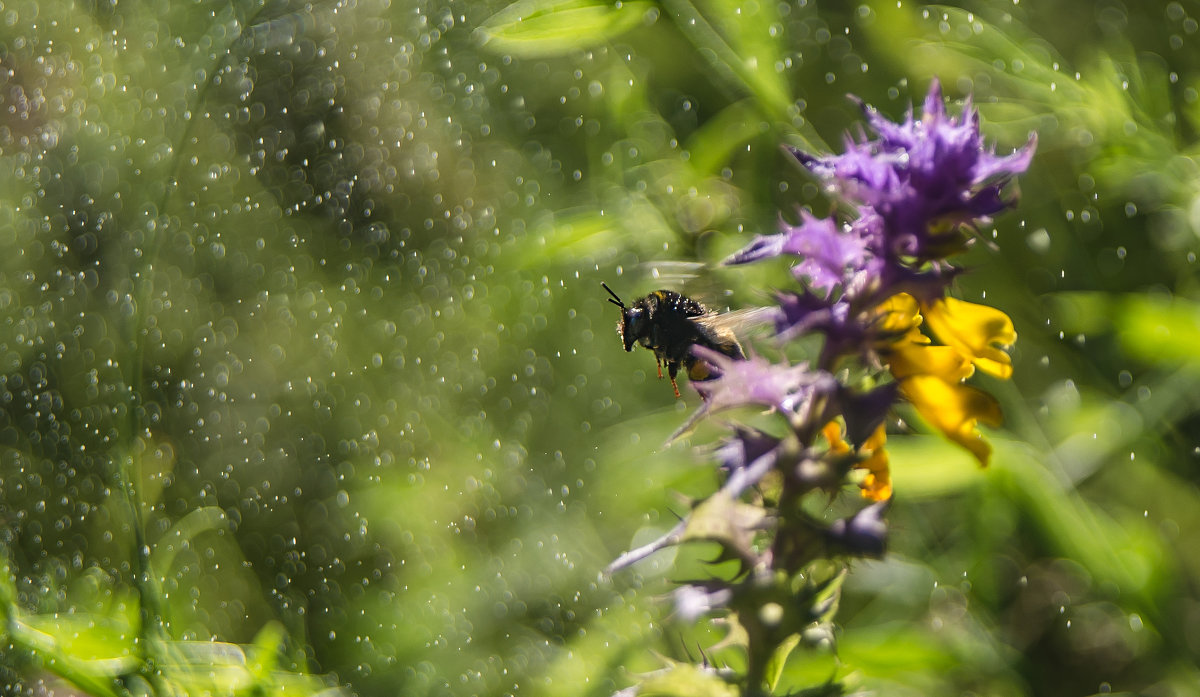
[2,0,1199,695]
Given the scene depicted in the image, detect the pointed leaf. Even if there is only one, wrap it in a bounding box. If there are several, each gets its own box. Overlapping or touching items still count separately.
[477,0,652,57]
[764,632,801,693]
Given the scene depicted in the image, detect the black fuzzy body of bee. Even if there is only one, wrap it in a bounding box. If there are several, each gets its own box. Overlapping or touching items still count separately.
[603,282,745,397]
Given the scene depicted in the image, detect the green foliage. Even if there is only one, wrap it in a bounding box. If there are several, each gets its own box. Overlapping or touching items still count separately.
[3,0,1200,695]
[477,0,654,57]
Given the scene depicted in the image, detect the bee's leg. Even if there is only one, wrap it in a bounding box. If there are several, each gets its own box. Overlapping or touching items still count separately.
[668,362,681,399]
[656,357,664,379]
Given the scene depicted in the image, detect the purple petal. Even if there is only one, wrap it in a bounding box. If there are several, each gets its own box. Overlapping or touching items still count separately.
[681,348,837,431]
[714,425,781,474]
[827,500,889,557]
[776,291,848,338]
[839,383,900,445]
[973,132,1039,183]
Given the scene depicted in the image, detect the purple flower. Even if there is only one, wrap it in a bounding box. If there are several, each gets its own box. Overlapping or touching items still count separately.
[773,291,867,369]
[715,79,1034,366]
[791,79,1037,263]
[725,210,869,294]
[775,291,853,339]
[690,346,832,416]
[670,347,837,441]
[857,255,964,308]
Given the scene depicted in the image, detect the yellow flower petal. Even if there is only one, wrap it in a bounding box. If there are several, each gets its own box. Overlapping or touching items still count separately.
[922,297,1017,379]
[885,334,974,382]
[857,424,892,501]
[874,293,922,336]
[901,374,1003,467]
[822,421,852,455]
[827,421,892,500]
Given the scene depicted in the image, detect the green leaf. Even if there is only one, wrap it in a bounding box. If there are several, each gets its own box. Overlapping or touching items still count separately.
[476,0,653,57]
[157,640,254,693]
[13,612,140,675]
[661,0,792,116]
[0,546,15,608]
[635,660,741,697]
[763,632,800,693]
[683,491,767,563]
[808,568,847,625]
[685,100,771,176]
[507,208,625,270]
[837,624,958,678]
[6,610,139,697]
[153,634,335,696]
[148,506,229,575]
[248,621,287,683]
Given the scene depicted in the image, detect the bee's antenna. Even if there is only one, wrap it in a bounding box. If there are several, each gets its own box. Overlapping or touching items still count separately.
[601,281,625,309]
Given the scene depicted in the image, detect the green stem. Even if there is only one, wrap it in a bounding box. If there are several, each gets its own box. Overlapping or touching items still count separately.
[111,0,276,683]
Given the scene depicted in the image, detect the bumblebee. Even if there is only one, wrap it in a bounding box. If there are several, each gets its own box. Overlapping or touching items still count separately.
[602,282,746,398]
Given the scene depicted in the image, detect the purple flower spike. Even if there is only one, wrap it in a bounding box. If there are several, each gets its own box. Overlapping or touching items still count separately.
[790,79,1037,263]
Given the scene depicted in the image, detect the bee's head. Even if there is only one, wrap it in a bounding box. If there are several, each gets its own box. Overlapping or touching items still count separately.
[602,282,637,352]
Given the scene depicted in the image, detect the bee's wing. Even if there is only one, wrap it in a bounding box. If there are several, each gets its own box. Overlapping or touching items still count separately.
[628,261,745,308]
[693,306,778,335]
[639,260,705,286]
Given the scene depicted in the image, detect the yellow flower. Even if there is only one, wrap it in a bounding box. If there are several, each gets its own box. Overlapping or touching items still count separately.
[922,296,1017,379]
[875,293,969,380]
[822,421,852,455]
[874,293,922,335]
[899,374,1003,466]
[886,339,974,382]
[874,293,1015,467]
[823,421,892,501]
[857,425,892,501]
